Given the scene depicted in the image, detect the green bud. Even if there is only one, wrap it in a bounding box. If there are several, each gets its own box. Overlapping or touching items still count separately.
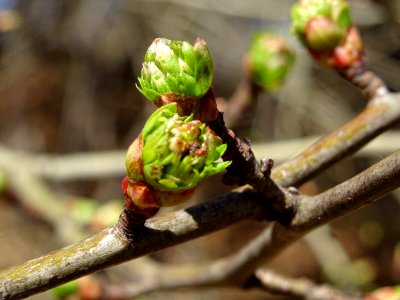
[248,31,295,91]
[126,103,230,192]
[305,17,344,51]
[137,38,213,102]
[291,0,352,49]
[51,280,79,299]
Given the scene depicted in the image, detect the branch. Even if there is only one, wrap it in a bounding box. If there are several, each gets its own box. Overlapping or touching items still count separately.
[122,88,400,297]
[1,114,399,298]
[272,92,400,187]
[210,91,400,289]
[0,189,270,299]
[217,148,400,286]
[1,74,398,300]
[208,112,290,217]
[338,65,389,100]
[1,93,398,299]
[211,90,400,291]
[106,150,400,298]
[254,131,400,163]
[1,89,398,298]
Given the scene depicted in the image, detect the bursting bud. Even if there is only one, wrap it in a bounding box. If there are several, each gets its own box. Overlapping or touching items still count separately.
[124,103,230,208]
[248,31,295,91]
[137,38,213,103]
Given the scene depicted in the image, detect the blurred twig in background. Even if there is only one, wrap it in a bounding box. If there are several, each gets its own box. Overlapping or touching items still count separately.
[0,0,399,299]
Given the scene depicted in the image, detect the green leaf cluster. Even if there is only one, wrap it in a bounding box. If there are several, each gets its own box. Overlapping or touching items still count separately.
[137,38,213,101]
[140,103,230,192]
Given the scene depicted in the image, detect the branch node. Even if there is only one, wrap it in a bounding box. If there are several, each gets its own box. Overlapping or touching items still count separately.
[287,186,299,195]
[117,205,159,245]
[260,157,274,177]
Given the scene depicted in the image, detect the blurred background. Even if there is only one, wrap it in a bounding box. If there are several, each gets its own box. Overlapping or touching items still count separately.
[0,0,399,299]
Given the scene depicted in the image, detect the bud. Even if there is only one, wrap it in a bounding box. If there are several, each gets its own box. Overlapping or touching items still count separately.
[291,0,364,70]
[291,0,351,48]
[51,280,79,299]
[124,103,230,208]
[137,38,213,103]
[247,31,295,91]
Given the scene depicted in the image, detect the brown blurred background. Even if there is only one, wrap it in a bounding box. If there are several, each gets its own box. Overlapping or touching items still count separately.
[0,0,399,299]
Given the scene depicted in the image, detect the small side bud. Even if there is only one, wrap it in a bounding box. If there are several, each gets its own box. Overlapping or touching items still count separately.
[247,31,295,91]
[291,0,363,70]
[291,0,351,46]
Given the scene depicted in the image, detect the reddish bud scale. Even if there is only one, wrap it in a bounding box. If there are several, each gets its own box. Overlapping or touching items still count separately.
[122,176,195,209]
[155,93,198,116]
[123,135,162,210]
[154,88,219,122]
[121,177,159,218]
[308,26,364,70]
[198,88,219,122]
[125,134,144,181]
[123,178,160,208]
[331,26,364,69]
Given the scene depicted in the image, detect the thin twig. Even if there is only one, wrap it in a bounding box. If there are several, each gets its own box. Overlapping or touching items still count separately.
[220,78,261,131]
[338,62,389,100]
[272,92,400,187]
[303,226,352,287]
[255,269,360,300]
